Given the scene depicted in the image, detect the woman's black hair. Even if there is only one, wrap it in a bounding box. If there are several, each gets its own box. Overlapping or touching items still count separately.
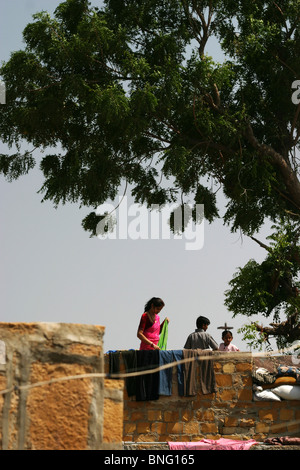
[144,297,165,312]
[222,330,233,339]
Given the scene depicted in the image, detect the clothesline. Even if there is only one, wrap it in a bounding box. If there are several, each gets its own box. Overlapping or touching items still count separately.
[0,346,298,397]
[108,346,300,402]
[106,346,299,380]
[108,349,217,400]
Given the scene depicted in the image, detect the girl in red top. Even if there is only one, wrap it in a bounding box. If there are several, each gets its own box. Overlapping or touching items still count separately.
[137,297,169,350]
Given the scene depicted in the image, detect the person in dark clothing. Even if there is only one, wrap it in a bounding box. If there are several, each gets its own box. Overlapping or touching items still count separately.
[183,316,218,350]
[183,316,218,396]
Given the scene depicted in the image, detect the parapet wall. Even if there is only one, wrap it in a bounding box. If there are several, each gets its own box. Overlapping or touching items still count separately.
[105,351,300,444]
[0,322,123,450]
[1,323,298,449]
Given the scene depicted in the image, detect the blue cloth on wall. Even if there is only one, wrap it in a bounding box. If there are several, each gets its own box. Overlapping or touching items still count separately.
[173,350,184,396]
[159,350,173,395]
[159,350,184,396]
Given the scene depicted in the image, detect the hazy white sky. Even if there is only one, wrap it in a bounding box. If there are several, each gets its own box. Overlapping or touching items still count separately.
[0,0,275,353]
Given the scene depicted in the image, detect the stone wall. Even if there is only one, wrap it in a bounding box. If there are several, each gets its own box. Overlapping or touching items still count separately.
[1,323,298,450]
[104,378,124,447]
[0,322,123,450]
[105,351,300,444]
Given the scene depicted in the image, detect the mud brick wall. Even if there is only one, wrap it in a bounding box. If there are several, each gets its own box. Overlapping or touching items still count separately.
[104,351,300,443]
[0,322,123,450]
[104,378,124,448]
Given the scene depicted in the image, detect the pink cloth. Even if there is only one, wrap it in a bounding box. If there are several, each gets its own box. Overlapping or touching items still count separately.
[168,438,258,450]
[139,313,160,350]
[219,343,240,351]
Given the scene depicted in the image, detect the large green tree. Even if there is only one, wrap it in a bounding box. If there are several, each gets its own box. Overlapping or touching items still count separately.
[1,0,299,348]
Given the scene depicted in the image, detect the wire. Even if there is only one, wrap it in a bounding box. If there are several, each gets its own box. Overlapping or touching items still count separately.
[0,345,298,395]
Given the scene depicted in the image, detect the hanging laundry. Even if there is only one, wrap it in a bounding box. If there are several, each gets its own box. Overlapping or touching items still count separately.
[182,349,216,396]
[108,350,121,375]
[157,320,168,350]
[159,350,184,396]
[122,350,138,397]
[135,350,160,401]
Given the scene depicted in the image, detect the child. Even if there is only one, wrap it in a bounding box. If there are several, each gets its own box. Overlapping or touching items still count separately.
[219,330,239,352]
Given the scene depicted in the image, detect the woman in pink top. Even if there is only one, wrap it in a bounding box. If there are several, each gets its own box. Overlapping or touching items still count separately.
[137,297,169,350]
[219,330,239,352]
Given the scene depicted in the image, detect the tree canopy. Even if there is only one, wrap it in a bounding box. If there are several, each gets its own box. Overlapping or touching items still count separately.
[1,0,299,348]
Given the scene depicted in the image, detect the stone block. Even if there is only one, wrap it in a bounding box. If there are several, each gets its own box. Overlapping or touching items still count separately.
[0,322,107,450]
[258,409,278,422]
[280,408,294,421]
[222,363,235,374]
[215,374,233,387]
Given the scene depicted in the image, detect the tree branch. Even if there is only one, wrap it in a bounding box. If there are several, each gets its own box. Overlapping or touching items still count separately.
[244,122,300,211]
[250,236,271,252]
[256,309,300,342]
